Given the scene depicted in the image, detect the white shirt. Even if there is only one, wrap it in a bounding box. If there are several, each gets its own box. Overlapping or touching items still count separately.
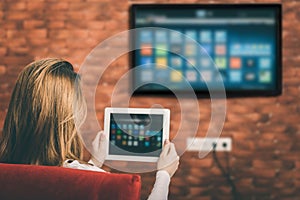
[63,159,170,200]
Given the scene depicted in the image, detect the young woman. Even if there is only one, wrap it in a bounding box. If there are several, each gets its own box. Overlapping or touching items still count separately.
[0,58,179,200]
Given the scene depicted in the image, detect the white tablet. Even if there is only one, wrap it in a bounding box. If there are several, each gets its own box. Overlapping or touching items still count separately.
[104,107,170,162]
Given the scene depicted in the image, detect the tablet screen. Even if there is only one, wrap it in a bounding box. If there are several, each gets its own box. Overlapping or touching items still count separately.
[109,113,163,157]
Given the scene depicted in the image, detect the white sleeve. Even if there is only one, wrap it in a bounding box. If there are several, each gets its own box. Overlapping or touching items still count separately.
[63,159,106,173]
[147,170,171,200]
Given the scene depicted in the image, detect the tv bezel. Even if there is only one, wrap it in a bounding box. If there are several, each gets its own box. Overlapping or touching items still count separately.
[129,4,282,98]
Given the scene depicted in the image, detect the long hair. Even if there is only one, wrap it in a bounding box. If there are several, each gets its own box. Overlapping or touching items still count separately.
[0,58,87,166]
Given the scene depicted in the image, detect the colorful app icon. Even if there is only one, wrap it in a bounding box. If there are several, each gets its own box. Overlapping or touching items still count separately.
[145,130,150,136]
[155,30,167,43]
[128,130,132,135]
[133,141,138,146]
[246,59,255,68]
[140,30,152,43]
[145,141,150,147]
[156,70,169,82]
[201,44,212,55]
[215,57,227,69]
[171,44,181,54]
[185,30,197,41]
[230,57,241,69]
[259,58,271,69]
[140,57,152,66]
[117,135,121,140]
[171,71,183,82]
[157,142,162,147]
[133,130,139,135]
[200,57,211,68]
[156,57,167,69]
[259,70,271,83]
[200,70,212,82]
[215,44,226,55]
[245,72,256,81]
[141,70,153,82]
[215,31,227,43]
[155,44,168,56]
[140,44,152,56]
[134,124,139,130]
[186,70,197,82]
[185,44,197,56]
[171,56,182,68]
[230,71,242,82]
[186,57,196,68]
[128,141,132,146]
[170,31,182,43]
[200,30,212,43]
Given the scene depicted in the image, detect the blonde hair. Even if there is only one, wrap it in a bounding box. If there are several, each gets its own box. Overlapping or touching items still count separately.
[0,58,87,166]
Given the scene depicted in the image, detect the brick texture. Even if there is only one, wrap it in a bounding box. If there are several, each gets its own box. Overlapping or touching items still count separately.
[0,0,300,199]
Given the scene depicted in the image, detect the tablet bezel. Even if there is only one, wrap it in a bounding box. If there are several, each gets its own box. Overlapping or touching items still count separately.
[104,107,170,162]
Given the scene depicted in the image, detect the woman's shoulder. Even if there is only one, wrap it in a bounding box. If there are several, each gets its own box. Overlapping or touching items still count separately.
[63,159,106,173]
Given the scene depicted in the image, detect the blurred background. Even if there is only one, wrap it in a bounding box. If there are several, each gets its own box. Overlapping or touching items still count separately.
[0,0,299,199]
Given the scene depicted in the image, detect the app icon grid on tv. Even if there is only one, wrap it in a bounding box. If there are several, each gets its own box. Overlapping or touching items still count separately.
[130,4,282,97]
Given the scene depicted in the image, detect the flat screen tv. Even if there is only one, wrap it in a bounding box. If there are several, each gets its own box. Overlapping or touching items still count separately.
[130,4,282,97]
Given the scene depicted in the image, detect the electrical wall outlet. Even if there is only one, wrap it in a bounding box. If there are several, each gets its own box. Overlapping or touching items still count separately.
[187,137,232,152]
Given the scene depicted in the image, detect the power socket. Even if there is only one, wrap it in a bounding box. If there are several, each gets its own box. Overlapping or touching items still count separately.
[187,137,232,152]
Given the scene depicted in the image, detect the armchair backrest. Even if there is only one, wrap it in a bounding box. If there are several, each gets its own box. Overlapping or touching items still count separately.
[0,163,141,200]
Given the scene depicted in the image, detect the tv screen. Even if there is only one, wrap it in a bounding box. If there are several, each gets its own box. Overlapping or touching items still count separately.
[130,4,282,97]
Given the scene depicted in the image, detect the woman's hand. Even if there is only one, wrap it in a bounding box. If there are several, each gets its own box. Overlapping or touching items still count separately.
[157,140,180,178]
[91,131,108,168]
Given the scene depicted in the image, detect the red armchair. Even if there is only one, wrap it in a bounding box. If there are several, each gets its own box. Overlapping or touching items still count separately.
[0,163,141,200]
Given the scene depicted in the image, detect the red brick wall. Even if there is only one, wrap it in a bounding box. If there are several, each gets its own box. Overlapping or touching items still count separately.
[1,0,300,199]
